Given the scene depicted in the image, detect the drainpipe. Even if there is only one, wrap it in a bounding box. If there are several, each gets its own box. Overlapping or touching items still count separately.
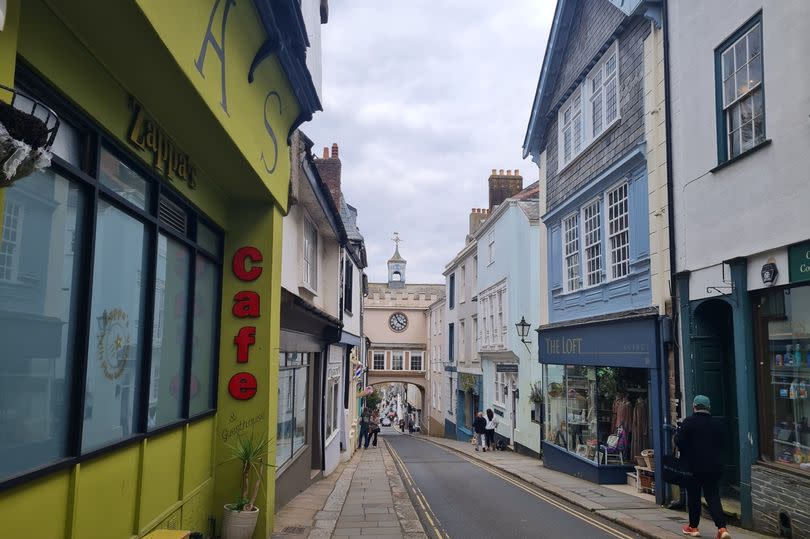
[659,0,682,505]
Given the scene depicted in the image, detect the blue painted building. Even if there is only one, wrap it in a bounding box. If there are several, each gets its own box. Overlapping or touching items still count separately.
[523,0,673,503]
[474,182,541,457]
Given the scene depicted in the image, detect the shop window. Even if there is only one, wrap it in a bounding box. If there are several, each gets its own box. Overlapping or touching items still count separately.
[196,221,221,257]
[99,147,150,211]
[0,79,224,486]
[83,200,148,451]
[0,171,86,480]
[544,364,650,464]
[189,256,219,416]
[326,377,339,438]
[147,235,190,429]
[277,353,311,468]
[756,286,810,468]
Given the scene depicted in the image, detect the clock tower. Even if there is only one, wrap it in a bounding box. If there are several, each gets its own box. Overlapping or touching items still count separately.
[387,233,406,289]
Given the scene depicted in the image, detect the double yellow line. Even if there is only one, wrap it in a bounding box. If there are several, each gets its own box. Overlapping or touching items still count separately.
[404,437,637,539]
[386,442,450,539]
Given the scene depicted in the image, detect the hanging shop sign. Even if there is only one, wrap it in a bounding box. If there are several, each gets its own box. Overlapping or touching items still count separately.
[128,99,198,189]
[789,241,810,284]
[496,363,519,373]
[228,246,263,400]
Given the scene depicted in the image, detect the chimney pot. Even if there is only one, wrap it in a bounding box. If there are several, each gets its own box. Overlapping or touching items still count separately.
[515,169,520,176]
[491,169,496,175]
[323,147,329,159]
[499,169,504,175]
[331,143,339,159]
[507,169,512,176]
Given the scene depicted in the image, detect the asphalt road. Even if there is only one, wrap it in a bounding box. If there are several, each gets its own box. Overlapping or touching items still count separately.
[384,431,640,539]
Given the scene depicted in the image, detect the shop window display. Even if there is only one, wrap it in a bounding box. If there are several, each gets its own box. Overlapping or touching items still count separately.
[0,81,224,484]
[756,286,810,468]
[545,364,650,465]
[276,352,311,469]
[0,171,85,478]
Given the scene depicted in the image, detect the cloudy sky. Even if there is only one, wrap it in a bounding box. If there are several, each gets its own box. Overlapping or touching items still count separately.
[306,1,556,283]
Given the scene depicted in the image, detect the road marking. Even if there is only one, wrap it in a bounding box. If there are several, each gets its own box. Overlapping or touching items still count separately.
[386,440,450,539]
[414,436,636,539]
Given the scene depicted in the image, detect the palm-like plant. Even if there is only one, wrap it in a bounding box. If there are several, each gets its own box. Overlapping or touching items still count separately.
[227,435,272,512]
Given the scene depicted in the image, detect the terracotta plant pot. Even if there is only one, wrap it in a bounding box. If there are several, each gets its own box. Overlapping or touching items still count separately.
[222,504,260,539]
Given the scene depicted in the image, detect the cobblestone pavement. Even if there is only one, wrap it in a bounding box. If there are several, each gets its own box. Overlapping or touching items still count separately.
[272,436,426,539]
[421,435,773,539]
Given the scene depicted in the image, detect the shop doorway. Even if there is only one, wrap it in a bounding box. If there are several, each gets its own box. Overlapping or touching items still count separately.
[692,299,739,496]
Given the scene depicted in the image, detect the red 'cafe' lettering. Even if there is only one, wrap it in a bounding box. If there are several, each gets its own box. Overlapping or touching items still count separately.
[228,246,263,400]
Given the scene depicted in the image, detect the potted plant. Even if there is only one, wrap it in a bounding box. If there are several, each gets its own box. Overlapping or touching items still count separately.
[0,85,59,187]
[222,435,271,539]
[529,381,544,422]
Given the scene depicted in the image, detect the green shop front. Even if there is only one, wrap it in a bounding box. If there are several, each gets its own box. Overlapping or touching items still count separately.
[538,315,667,504]
[676,243,810,534]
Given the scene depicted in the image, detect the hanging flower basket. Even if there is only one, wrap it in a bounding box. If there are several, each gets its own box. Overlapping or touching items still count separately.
[0,84,60,188]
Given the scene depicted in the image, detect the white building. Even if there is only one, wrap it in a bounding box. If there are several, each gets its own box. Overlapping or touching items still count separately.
[425,297,446,436]
[668,1,810,532]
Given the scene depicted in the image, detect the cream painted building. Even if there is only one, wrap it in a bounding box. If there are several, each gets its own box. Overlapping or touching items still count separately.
[364,239,443,429]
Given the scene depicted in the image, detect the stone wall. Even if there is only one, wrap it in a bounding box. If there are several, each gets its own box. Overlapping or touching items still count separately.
[751,464,810,538]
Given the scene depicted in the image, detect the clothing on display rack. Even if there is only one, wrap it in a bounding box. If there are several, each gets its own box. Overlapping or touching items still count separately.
[631,397,649,458]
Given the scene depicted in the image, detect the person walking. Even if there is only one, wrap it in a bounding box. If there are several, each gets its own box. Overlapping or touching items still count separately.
[485,409,498,450]
[370,410,380,447]
[676,395,731,539]
[357,407,371,450]
[473,411,487,452]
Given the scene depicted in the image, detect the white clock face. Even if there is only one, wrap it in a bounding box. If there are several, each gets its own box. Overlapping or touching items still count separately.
[389,312,408,332]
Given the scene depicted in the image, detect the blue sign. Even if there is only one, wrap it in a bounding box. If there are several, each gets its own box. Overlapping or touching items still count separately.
[538,317,658,368]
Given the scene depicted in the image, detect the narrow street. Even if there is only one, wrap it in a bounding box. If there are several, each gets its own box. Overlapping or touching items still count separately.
[383,430,640,539]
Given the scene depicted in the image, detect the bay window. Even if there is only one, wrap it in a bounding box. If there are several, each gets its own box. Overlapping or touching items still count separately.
[558,41,620,169]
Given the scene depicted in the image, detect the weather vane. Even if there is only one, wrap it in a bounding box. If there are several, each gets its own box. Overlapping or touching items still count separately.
[392,232,402,247]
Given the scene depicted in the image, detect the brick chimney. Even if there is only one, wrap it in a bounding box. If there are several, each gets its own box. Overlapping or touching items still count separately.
[488,168,523,211]
[468,208,490,237]
[314,143,341,208]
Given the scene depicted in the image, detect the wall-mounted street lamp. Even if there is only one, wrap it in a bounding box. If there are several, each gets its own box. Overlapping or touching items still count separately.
[515,316,532,352]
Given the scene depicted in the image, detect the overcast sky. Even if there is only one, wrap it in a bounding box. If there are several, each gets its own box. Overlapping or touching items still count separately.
[306,1,556,283]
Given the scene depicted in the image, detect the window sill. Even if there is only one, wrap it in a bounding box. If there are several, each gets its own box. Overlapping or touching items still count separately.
[710,139,772,173]
[298,281,318,297]
[756,458,810,479]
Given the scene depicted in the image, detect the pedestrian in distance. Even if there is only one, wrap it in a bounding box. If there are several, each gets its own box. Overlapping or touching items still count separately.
[676,395,731,539]
[358,406,372,450]
[485,408,498,450]
[473,411,487,452]
[370,410,381,447]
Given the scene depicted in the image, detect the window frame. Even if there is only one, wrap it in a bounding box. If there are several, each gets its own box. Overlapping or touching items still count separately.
[301,213,319,293]
[372,351,385,371]
[0,199,24,282]
[343,258,353,314]
[714,12,766,164]
[558,41,620,170]
[562,212,581,293]
[448,323,455,362]
[581,198,603,288]
[605,182,630,281]
[448,273,455,309]
[410,352,423,372]
[391,351,404,371]
[0,68,224,490]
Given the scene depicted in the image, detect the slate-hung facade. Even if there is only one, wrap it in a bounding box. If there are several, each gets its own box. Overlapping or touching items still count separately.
[524,0,672,502]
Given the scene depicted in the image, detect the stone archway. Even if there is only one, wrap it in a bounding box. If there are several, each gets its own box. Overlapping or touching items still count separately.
[366,372,428,433]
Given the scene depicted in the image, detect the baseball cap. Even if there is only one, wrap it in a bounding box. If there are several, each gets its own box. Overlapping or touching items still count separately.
[693,395,711,410]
